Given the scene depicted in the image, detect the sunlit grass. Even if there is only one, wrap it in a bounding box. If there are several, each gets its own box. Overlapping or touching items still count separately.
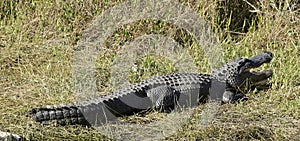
[0,0,299,140]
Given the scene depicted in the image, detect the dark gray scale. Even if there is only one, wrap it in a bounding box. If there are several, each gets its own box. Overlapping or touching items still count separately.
[77,101,118,125]
[146,85,179,113]
[162,75,174,86]
[29,105,89,125]
[141,77,161,89]
[169,76,181,86]
[91,82,152,118]
[132,82,145,92]
[167,76,175,84]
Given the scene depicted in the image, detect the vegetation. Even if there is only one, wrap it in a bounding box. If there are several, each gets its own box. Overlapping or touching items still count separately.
[0,0,299,140]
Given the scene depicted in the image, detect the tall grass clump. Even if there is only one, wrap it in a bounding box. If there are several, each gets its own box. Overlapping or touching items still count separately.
[0,0,299,140]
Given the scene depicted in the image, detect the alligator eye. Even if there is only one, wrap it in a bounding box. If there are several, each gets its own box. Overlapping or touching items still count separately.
[222,70,227,74]
[238,61,245,65]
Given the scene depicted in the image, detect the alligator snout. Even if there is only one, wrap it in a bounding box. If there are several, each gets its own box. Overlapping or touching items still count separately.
[248,51,273,67]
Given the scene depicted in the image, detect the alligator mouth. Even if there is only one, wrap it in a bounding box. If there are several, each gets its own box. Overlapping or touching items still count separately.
[242,51,273,86]
[244,69,273,85]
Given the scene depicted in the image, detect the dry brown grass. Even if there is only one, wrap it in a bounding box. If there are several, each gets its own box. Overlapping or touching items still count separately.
[0,0,299,140]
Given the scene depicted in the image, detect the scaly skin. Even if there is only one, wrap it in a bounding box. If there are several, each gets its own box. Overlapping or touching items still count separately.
[29,52,273,126]
[30,73,212,125]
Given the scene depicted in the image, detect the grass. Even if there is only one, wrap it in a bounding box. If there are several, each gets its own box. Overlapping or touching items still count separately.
[0,0,299,140]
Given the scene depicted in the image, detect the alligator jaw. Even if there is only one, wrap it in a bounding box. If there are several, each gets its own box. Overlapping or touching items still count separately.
[241,51,273,84]
[244,69,273,85]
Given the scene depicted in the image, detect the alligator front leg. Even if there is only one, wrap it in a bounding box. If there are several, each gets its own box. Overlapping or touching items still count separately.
[146,86,180,113]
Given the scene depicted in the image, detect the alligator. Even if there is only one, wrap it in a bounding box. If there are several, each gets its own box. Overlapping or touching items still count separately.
[29,51,273,126]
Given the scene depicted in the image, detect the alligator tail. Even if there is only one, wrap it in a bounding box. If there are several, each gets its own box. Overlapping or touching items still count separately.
[28,104,90,126]
[29,91,153,126]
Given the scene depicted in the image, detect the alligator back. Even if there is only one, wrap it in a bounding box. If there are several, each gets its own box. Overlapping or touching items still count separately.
[30,73,213,126]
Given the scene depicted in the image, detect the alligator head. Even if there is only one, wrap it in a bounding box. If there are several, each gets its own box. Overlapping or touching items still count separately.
[212,51,273,102]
